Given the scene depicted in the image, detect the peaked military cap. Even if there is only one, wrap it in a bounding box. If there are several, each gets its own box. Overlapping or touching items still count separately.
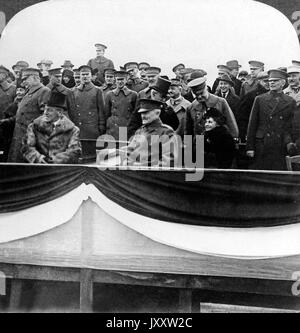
[78,65,92,72]
[217,65,230,73]
[238,70,248,77]
[187,76,207,90]
[248,60,264,69]
[124,62,139,70]
[172,63,185,72]
[138,99,163,113]
[0,65,10,75]
[287,66,300,74]
[95,43,107,49]
[138,62,150,70]
[21,68,41,79]
[114,71,129,77]
[170,78,182,87]
[104,68,116,76]
[292,60,300,67]
[48,68,62,76]
[268,69,287,80]
[145,66,161,74]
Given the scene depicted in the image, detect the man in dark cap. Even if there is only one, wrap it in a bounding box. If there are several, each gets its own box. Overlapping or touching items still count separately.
[91,68,102,87]
[23,92,81,164]
[238,70,249,83]
[246,69,296,170]
[226,60,243,96]
[69,65,106,162]
[8,68,51,162]
[172,63,185,80]
[12,61,29,86]
[100,68,116,97]
[139,62,150,81]
[62,69,76,89]
[166,78,191,137]
[47,68,76,118]
[87,43,114,85]
[138,67,161,99]
[240,60,264,98]
[125,62,148,92]
[185,76,238,140]
[105,70,138,140]
[121,99,178,167]
[237,71,269,143]
[211,64,231,94]
[215,73,240,121]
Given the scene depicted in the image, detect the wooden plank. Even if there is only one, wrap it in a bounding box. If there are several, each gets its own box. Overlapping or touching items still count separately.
[178,290,192,313]
[80,269,93,313]
[9,279,22,312]
[200,303,300,313]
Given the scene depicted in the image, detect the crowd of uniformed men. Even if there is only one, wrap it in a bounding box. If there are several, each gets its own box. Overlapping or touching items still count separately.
[0,42,300,170]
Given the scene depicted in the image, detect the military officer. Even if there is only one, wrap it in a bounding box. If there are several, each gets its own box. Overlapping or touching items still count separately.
[125,62,148,93]
[240,60,264,98]
[69,65,106,162]
[100,68,116,98]
[172,63,185,80]
[121,99,178,167]
[211,64,231,94]
[73,69,81,87]
[105,70,138,140]
[39,59,53,86]
[12,61,29,86]
[246,69,296,170]
[139,62,150,81]
[47,68,76,117]
[185,76,239,140]
[87,43,114,85]
[138,66,161,99]
[8,68,51,162]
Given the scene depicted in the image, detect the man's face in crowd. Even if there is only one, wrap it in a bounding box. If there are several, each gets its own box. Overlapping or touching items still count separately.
[168,85,181,99]
[16,87,26,99]
[205,117,218,131]
[13,67,21,78]
[105,74,115,85]
[230,68,239,78]
[0,72,7,83]
[63,66,73,71]
[127,67,138,79]
[141,109,160,125]
[219,81,231,93]
[259,78,270,90]
[74,74,81,86]
[115,76,127,89]
[269,78,285,92]
[80,71,92,84]
[250,67,262,79]
[217,70,227,78]
[192,85,207,101]
[174,67,184,78]
[288,73,300,88]
[151,89,164,102]
[44,106,61,122]
[50,74,62,85]
[23,75,38,87]
[96,49,105,57]
[146,74,158,86]
[62,76,70,84]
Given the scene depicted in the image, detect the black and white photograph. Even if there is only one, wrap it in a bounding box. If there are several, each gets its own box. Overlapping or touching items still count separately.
[0,0,300,316]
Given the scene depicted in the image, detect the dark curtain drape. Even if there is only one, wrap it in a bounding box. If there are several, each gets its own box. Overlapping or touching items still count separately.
[1,164,300,228]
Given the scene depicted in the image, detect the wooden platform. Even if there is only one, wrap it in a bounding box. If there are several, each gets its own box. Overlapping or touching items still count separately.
[1,199,300,312]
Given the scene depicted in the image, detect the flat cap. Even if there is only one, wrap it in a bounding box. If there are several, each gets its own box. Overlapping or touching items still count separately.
[268,69,287,80]
[61,60,74,68]
[145,66,161,74]
[138,99,163,113]
[249,60,264,68]
[78,65,92,72]
[226,60,241,69]
[48,68,62,76]
[172,63,185,72]
[95,43,107,49]
[287,66,300,74]
[238,70,248,76]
